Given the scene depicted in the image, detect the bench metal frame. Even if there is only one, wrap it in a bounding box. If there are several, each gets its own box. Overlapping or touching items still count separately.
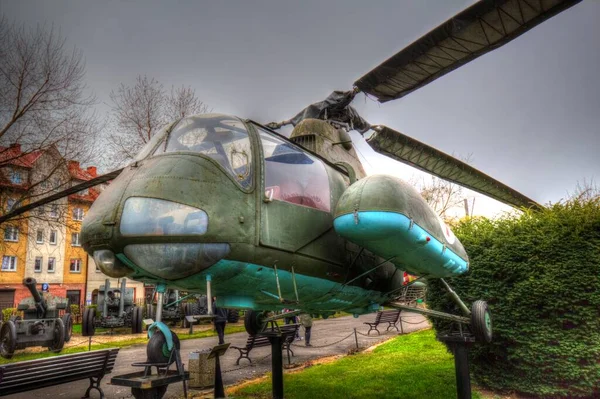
[232,324,299,365]
[363,309,402,335]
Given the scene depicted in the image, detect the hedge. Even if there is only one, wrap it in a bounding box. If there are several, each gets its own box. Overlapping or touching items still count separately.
[427,198,600,397]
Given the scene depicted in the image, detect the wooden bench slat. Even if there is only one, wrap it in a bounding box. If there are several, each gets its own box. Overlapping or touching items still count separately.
[1,353,117,374]
[0,349,118,372]
[0,348,119,397]
[1,358,117,380]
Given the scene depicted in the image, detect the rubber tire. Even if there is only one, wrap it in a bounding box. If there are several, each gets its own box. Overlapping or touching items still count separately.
[131,307,139,334]
[147,330,181,365]
[227,309,240,323]
[471,300,493,343]
[62,313,73,342]
[83,307,96,337]
[131,385,168,399]
[0,320,17,359]
[48,318,66,353]
[244,310,267,335]
[136,307,144,333]
[145,304,155,320]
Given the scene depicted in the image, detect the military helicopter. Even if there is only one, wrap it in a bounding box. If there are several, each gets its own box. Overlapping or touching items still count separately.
[0,0,581,361]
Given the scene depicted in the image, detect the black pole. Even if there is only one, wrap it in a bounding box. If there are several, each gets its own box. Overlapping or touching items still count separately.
[453,343,471,399]
[269,335,284,399]
[354,328,359,349]
[214,354,225,399]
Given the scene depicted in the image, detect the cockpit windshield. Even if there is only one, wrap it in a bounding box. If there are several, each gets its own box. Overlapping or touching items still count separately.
[150,114,253,189]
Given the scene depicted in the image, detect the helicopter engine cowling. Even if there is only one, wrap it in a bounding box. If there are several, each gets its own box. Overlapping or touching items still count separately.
[333,175,469,278]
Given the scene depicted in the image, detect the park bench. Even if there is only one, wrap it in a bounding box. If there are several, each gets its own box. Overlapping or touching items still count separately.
[231,324,299,365]
[0,347,119,398]
[363,309,402,335]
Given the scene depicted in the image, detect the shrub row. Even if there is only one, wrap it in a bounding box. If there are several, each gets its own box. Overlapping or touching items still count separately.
[427,199,600,397]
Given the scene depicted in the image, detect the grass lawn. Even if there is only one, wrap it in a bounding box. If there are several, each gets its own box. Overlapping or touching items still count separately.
[229,330,482,399]
[0,324,246,365]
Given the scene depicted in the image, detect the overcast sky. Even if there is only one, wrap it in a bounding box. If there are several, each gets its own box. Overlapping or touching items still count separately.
[2,0,598,213]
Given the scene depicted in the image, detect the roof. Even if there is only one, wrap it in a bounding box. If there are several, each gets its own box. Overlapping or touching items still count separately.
[0,145,43,168]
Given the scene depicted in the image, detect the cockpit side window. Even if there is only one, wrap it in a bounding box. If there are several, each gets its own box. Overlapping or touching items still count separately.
[153,115,253,189]
[258,127,331,212]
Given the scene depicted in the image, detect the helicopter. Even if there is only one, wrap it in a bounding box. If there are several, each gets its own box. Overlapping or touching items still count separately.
[0,0,581,361]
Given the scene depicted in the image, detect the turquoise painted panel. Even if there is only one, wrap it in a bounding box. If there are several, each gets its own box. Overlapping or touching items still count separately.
[117,254,389,315]
[333,211,468,278]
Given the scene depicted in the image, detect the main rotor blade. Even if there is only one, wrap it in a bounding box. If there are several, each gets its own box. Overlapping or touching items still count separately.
[354,0,581,102]
[367,126,541,209]
[0,168,123,225]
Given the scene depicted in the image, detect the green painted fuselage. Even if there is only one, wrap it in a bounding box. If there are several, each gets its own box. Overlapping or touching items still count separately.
[82,114,467,315]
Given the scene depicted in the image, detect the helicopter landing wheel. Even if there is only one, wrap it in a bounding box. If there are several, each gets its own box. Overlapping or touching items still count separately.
[62,313,73,342]
[147,330,181,365]
[471,300,493,343]
[82,307,96,337]
[244,310,268,335]
[0,320,17,359]
[48,318,66,353]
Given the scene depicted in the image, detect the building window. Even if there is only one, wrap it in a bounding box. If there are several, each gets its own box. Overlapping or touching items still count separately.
[78,188,89,196]
[49,230,57,245]
[71,232,81,247]
[69,259,82,273]
[36,229,44,244]
[36,206,45,216]
[10,171,22,184]
[4,226,18,242]
[40,180,49,190]
[73,207,84,221]
[49,204,58,218]
[34,256,43,272]
[2,256,17,271]
[47,257,55,272]
[6,199,16,211]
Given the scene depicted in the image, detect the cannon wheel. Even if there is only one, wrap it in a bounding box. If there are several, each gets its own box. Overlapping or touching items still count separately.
[131,307,143,334]
[82,307,96,337]
[62,313,73,342]
[147,330,181,364]
[8,315,21,323]
[145,304,155,320]
[471,300,493,343]
[244,310,268,335]
[131,386,168,399]
[0,320,17,359]
[48,318,65,353]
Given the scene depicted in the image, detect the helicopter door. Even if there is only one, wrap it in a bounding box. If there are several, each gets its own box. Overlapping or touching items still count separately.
[258,129,340,262]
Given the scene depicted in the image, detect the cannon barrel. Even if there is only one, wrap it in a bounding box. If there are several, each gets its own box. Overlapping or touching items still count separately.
[23,277,47,314]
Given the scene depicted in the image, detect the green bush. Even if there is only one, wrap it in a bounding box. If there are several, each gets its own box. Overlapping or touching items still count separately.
[2,307,16,322]
[427,199,600,397]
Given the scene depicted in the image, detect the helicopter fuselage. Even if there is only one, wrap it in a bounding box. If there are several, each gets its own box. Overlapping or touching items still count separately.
[82,114,468,315]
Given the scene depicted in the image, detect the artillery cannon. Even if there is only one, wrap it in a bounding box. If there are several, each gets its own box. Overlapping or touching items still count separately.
[145,289,209,327]
[82,278,143,336]
[0,277,71,359]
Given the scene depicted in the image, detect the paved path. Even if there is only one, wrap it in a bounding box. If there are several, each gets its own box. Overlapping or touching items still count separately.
[7,313,429,399]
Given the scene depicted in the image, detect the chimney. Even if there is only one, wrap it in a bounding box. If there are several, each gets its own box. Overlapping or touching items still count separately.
[68,160,80,169]
[9,143,21,152]
[87,166,97,177]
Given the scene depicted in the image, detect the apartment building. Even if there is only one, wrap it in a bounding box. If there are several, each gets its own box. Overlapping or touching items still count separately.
[0,145,96,308]
[0,144,146,310]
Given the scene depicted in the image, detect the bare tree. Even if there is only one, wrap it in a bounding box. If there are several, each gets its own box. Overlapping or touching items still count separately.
[0,16,100,242]
[414,154,473,218]
[107,75,209,165]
